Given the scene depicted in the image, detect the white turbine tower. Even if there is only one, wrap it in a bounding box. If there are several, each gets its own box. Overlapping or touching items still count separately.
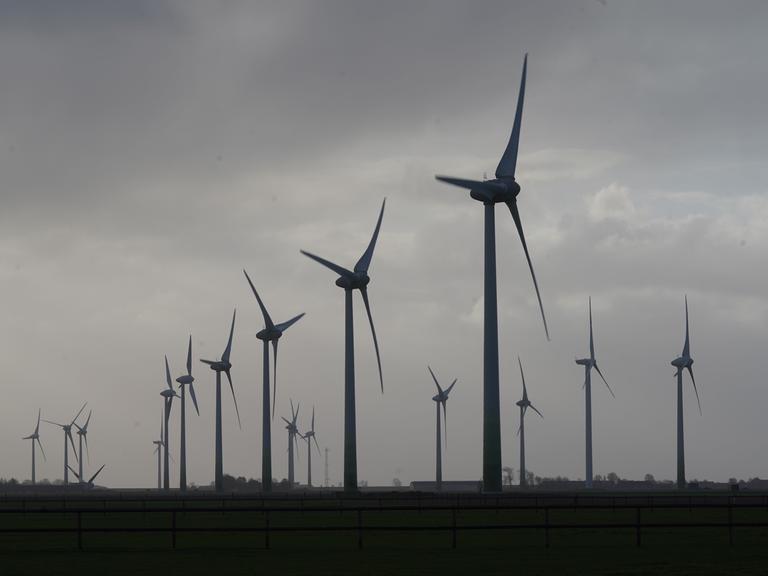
[200,310,241,492]
[22,409,46,484]
[428,366,456,491]
[300,407,321,487]
[44,403,86,485]
[575,298,614,489]
[516,357,542,488]
[671,295,701,490]
[282,400,301,489]
[301,199,385,493]
[243,270,305,493]
[434,54,549,492]
[175,336,199,492]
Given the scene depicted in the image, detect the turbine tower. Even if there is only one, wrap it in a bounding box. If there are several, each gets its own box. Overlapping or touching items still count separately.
[243,270,305,493]
[428,366,457,491]
[281,400,301,489]
[22,409,46,484]
[44,403,86,485]
[74,410,92,483]
[516,357,542,488]
[176,336,199,491]
[300,406,321,487]
[200,309,241,492]
[161,356,179,490]
[671,296,701,490]
[152,410,164,490]
[434,54,549,492]
[575,298,614,489]
[301,199,386,493]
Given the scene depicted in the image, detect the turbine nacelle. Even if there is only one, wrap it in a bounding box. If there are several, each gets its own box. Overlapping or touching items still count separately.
[575,357,594,367]
[202,359,231,373]
[160,389,179,399]
[469,178,521,204]
[176,374,194,386]
[335,272,370,290]
[671,356,693,369]
[256,326,283,341]
[516,398,530,408]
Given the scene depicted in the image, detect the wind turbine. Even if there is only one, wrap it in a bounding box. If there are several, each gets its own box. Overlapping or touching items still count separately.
[575,298,614,489]
[434,54,548,492]
[428,366,457,491]
[161,356,179,490]
[300,199,385,492]
[22,409,46,484]
[44,403,86,485]
[516,357,542,488]
[200,309,241,492]
[176,336,199,492]
[243,270,305,493]
[671,295,701,490]
[281,400,301,489]
[74,410,92,484]
[68,464,106,488]
[152,410,164,490]
[300,406,321,487]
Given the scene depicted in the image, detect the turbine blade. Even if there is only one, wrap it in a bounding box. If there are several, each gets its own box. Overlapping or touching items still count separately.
[313,435,321,456]
[165,355,173,390]
[683,295,690,358]
[84,433,90,464]
[300,250,354,278]
[530,404,544,418]
[442,400,448,449]
[518,356,528,400]
[434,176,501,200]
[495,53,527,179]
[274,312,305,333]
[71,402,87,426]
[67,464,80,481]
[594,364,615,398]
[589,297,595,361]
[225,369,241,429]
[68,431,79,462]
[271,339,279,420]
[360,287,384,393]
[428,366,444,396]
[243,269,275,329]
[89,464,105,484]
[506,200,549,340]
[37,437,46,461]
[281,416,291,426]
[354,198,386,273]
[35,408,41,435]
[189,382,200,416]
[222,309,236,364]
[445,378,457,396]
[82,410,92,432]
[42,419,64,428]
[199,359,216,366]
[311,406,315,432]
[186,334,193,375]
[687,366,702,415]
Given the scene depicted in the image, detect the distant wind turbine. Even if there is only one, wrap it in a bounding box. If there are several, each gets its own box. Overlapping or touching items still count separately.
[516,357,542,488]
[671,296,701,490]
[74,410,92,484]
[22,409,46,485]
[575,298,614,489]
[428,366,456,491]
[282,400,301,489]
[175,336,199,492]
[243,270,305,493]
[301,199,385,493]
[152,410,164,490]
[200,309,240,492]
[300,406,321,487]
[44,403,86,485]
[161,356,180,490]
[434,54,548,492]
[68,464,106,488]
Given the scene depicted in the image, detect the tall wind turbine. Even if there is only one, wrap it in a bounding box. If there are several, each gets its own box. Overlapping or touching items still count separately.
[176,336,199,492]
[161,356,179,490]
[434,54,548,492]
[200,309,241,492]
[575,298,614,489]
[671,296,701,490]
[300,199,385,493]
[516,357,542,488]
[428,366,456,491]
[282,400,301,489]
[243,270,305,493]
[44,403,86,485]
[22,409,46,484]
[300,406,321,487]
[74,410,92,483]
[152,410,164,490]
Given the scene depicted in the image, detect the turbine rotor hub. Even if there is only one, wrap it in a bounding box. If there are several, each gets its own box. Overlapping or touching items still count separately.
[256,327,282,341]
[335,273,370,290]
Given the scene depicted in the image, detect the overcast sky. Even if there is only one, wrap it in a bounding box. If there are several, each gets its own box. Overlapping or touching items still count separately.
[2,0,768,488]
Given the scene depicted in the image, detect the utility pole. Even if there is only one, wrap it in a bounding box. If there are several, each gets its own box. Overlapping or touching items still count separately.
[324,448,330,487]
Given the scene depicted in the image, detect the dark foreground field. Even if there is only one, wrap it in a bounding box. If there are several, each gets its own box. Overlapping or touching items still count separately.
[3,490,768,575]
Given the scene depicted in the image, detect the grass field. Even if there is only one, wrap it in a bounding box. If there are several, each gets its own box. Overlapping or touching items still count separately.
[3,491,768,575]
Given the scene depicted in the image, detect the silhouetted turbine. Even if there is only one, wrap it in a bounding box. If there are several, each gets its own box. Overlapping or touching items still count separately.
[152,409,164,490]
[176,335,199,491]
[300,406,321,487]
[22,409,46,485]
[161,355,179,490]
[243,269,304,492]
[44,403,86,485]
[74,410,92,484]
[434,54,548,492]
[428,366,456,491]
[281,400,301,489]
[301,199,385,492]
[516,357,542,488]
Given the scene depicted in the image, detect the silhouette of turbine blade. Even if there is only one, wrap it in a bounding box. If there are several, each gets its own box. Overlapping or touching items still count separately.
[683,295,690,358]
[225,369,241,429]
[311,406,315,432]
[189,382,200,416]
[442,400,448,449]
[506,200,549,340]
[271,339,279,419]
[200,359,216,366]
[589,297,595,360]
[530,403,544,418]
[42,419,64,428]
[360,287,383,392]
[434,176,500,201]
[84,432,90,463]
[594,364,615,398]
[313,435,321,455]
[35,408,41,435]
[222,309,236,364]
[274,312,305,332]
[243,269,275,329]
[518,356,528,399]
[165,355,173,390]
[67,464,80,481]
[496,53,527,179]
[186,334,193,375]
[281,416,291,426]
[354,198,386,273]
[71,402,87,426]
[89,464,105,484]
[37,437,46,461]
[68,431,79,462]
[428,366,444,396]
[687,366,702,415]
[445,378,457,396]
[300,250,354,278]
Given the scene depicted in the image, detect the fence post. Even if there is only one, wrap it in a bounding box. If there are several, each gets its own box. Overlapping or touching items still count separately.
[635,508,641,547]
[451,508,457,549]
[544,508,550,549]
[357,509,363,550]
[265,510,271,550]
[77,511,83,551]
[172,510,177,549]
